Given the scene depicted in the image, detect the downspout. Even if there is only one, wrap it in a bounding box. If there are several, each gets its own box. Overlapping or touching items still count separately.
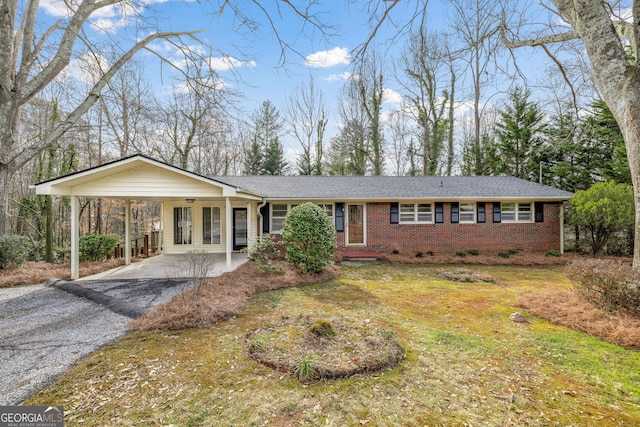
[560,203,565,255]
[257,198,267,242]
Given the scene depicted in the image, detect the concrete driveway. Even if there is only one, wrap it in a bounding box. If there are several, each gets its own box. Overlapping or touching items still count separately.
[0,253,247,405]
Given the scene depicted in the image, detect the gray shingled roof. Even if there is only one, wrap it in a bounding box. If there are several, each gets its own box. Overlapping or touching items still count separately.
[214,175,573,200]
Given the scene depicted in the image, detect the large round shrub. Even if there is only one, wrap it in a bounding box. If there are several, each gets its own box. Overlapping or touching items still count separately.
[282,203,336,273]
[79,234,119,261]
[0,235,32,269]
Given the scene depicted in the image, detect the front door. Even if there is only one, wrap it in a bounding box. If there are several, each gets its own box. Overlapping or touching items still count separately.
[233,208,248,250]
[347,204,365,245]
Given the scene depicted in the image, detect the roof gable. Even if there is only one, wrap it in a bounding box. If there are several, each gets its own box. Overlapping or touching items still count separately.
[34,154,257,200]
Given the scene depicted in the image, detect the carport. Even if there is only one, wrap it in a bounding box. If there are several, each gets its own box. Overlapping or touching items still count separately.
[34,155,262,280]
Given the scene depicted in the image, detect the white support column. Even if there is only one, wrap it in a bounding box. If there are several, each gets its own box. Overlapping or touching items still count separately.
[226,197,232,270]
[70,195,80,280]
[125,199,131,265]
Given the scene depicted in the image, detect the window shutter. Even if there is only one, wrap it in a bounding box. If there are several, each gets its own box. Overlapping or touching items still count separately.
[492,202,501,223]
[535,202,544,222]
[260,203,270,233]
[435,202,444,223]
[477,202,486,223]
[390,202,399,224]
[335,202,344,232]
[451,202,459,223]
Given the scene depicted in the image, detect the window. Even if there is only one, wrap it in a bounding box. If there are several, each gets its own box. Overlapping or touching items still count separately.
[459,203,475,223]
[501,202,533,222]
[399,203,433,223]
[270,203,299,233]
[202,207,221,244]
[173,206,192,245]
[317,203,334,219]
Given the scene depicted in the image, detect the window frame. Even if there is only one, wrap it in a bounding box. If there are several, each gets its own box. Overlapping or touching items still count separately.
[398,202,434,224]
[173,206,193,245]
[501,202,534,223]
[202,206,221,245]
[269,203,300,233]
[459,203,476,223]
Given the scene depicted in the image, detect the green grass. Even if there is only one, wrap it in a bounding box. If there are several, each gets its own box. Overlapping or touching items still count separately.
[26,263,640,426]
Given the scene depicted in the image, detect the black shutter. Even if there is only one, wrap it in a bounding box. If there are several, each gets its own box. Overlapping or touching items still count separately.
[477,202,486,223]
[535,202,544,222]
[390,202,399,224]
[492,202,501,223]
[260,203,270,233]
[451,202,459,223]
[335,202,344,232]
[435,202,444,223]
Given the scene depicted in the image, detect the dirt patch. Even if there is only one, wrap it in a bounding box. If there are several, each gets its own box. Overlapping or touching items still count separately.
[519,288,640,349]
[247,315,404,381]
[436,267,495,283]
[130,261,340,330]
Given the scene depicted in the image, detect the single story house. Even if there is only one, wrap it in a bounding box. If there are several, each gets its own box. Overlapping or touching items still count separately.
[34,154,573,279]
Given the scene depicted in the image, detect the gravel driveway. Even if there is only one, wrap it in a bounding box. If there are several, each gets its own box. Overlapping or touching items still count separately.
[0,277,191,405]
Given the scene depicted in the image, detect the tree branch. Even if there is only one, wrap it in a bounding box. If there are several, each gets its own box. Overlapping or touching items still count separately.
[499,21,579,48]
[13,30,204,168]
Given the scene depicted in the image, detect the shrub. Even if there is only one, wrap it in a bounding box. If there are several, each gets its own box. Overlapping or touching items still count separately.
[79,234,118,262]
[282,203,336,274]
[455,250,467,257]
[508,248,520,255]
[467,249,479,256]
[247,235,284,273]
[498,251,511,258]
[546,250,562,257]
[566,259,640,315]
[0,235,32,269]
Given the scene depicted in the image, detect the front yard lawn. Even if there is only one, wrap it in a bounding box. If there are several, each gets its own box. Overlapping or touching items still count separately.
[27,263,640,426]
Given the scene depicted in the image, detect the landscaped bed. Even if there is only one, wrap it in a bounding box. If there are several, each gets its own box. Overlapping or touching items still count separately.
[25,262,640,426]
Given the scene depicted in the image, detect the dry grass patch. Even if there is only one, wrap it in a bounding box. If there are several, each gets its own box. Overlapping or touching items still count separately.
[131,261,340,330]
[0,258,127,288]
[519,288,640,349]
[435,267,496,283]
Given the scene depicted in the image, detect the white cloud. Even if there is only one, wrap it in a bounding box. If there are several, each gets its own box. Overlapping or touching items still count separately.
[324,72,353,82]
[63,52,110,85]
[208,56,256,72]
[305,47,351,68]
[383,88,403,105]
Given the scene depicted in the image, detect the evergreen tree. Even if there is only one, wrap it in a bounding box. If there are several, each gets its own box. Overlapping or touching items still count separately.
[263,137,289,175]
[243,100,288,175]
[493,87,545,180]
[582,100,630,185]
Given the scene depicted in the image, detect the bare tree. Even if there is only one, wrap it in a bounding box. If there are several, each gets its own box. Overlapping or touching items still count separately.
[399,30,456,175]
[447,0,503,175]
[356,50,386,175]
[500,0,640,268]
[285,77,328,175]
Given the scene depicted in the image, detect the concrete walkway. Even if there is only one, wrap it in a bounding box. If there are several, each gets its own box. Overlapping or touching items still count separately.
[0,253,247,405]
[77,253,248,280]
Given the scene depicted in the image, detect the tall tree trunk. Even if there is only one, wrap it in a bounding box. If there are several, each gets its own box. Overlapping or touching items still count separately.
[0,163,13,235]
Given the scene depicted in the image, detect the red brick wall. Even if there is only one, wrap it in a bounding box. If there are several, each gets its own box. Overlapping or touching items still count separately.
[337,202,562,254]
